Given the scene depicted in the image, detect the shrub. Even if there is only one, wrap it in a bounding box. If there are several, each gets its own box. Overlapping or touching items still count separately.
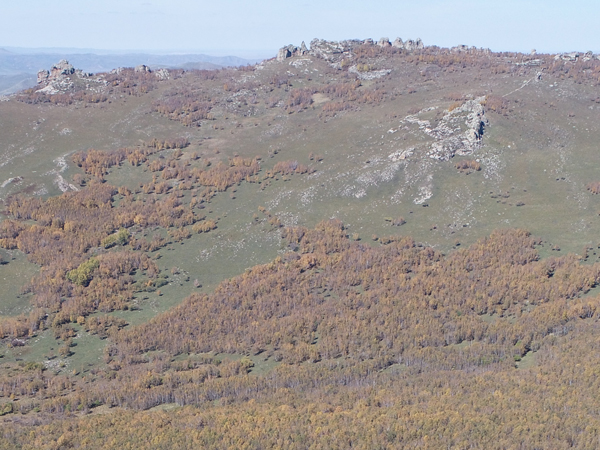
[67,258,100,286]
[101,228,130,248]
[587,181,600,194]
[455,160,481,173]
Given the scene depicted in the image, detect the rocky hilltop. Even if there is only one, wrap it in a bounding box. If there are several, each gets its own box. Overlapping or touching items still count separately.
[36,60,94,94]
[277,37,600,65]
[277,37,425,63]
[31,59,172,96]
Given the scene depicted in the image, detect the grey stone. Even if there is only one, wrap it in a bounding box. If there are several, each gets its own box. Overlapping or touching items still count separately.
[37,69,49,84]
[378,37,391,47]
[392,38,404,49]
[134,64,152,73]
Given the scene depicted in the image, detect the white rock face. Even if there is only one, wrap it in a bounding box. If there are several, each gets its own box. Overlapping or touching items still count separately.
[426,99,488,161]
[348,66,391,80]
[154,68,170,80]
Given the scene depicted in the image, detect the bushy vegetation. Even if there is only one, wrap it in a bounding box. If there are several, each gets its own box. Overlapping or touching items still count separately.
[4,41,600,449]
[2,222,600,447]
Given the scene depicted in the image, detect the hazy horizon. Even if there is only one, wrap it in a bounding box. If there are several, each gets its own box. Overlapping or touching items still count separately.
[0,46,273,60]
[2,1,599,59]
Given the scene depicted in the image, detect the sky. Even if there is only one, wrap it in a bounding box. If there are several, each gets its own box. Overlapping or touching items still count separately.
[1,0,598,58]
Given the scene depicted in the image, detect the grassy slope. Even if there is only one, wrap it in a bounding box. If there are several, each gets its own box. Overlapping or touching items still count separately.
[1,50,600,370]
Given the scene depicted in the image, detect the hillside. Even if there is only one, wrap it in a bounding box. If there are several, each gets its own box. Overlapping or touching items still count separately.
[1,37,600,448]
[0,50,257,95]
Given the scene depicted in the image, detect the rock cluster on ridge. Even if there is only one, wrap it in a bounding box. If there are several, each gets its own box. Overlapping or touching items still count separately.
[35,60,93,94]
[276,42,309,61]
[276,37,425,63]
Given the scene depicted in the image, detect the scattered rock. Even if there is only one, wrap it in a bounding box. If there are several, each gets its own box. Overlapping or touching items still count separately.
[389,148,414,162]
[450,45,490,55]
[516,59,542,67]
[348,66,391,80]
[1,176,23,188]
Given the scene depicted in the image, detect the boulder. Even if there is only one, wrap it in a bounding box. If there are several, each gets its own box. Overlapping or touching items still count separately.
[392,38,404,49]
[403,38,424,51]
[300,41,309,54]
[154,68,170,80]
[277,43,310,61]
[37,69,49,84]
[451,45,470,53]
[378,37,391,47]
[37,60,75,85]
[560,52,579,62]
[50,60,74,78]
[134,64,152,73]
[308,39,348,61]
[277,46,292,62]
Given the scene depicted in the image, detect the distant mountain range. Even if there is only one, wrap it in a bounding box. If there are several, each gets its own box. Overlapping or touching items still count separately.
[0,48,261,95]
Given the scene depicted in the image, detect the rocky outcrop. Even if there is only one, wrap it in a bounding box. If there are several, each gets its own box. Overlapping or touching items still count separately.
[308,39,361,61]
[377,37,391,47]
[134,64,151,73]
[277,37,426,62]
[403,39,424,51]
[388,37,426,51]
[37,59,75,84]
[37,60,92,84]
[427,99,487,160]
[388,98,488,163]
[277,42,309,61]
[555,51,599,62]
[583,51,594,61]
[37,69,49,84]
[35,60,94,94]
[154,68,170,80]
[451,45,477,54]
[555,52,579,62]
